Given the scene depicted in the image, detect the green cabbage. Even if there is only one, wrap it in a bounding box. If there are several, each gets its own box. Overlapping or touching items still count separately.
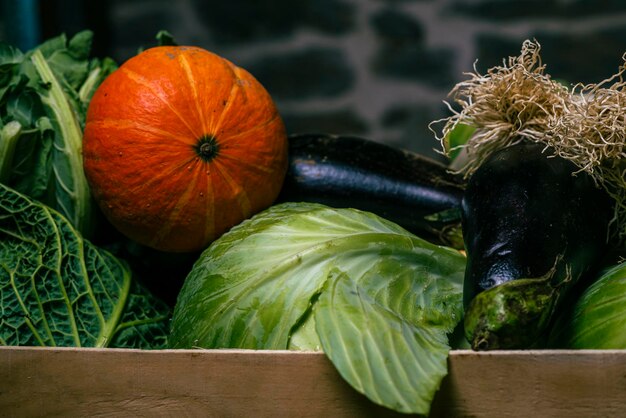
[549,262,626,349]
[170,202,466,415]
[0,183,170,348]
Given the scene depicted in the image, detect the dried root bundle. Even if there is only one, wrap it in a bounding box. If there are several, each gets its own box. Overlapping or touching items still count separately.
[433,39,626,243]
[432,40,570,174]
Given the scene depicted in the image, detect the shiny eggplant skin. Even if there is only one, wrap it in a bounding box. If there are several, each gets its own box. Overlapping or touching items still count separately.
[276,133,465,245]
[462,141,613,349]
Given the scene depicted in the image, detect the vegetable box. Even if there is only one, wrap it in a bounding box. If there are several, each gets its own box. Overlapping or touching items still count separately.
[1,347,625,417]
[4,28,626,418]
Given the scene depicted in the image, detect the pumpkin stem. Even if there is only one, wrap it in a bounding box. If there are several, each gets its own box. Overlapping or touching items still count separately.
[195,135,220,162]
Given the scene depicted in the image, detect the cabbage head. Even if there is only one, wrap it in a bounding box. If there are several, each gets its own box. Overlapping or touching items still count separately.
[549,262,626,349]
[170,202,466,415]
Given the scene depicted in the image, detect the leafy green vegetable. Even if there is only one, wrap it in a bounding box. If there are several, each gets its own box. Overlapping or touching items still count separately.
[444,122,475,163]
[548,263,626,349]
[170,202,466,415]
[136,30,179,56]
[0,121,21,181]
[316,267,459,414]
[0,30,117,238]
[0,182,169,348]
[155,30,178,47]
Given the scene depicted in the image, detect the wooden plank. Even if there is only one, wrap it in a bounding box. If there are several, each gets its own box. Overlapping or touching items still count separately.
[0,347,403,418]
[431,350,626,417]
[2,347,626,417]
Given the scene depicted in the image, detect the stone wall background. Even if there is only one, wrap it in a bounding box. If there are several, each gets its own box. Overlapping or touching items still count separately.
[4,0,626,160]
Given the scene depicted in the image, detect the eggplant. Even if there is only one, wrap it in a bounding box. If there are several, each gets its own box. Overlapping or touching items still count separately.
[462,141,613,350]
[277,133,466,246]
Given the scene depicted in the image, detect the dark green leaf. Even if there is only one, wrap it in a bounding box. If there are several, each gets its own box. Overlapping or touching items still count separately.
[5,87,44,126]
[67,30,94,60]
[0,183,170,348]
[0,121,22,182]
[156,30,178,46]
[79,57,117,105]
[10,117,54,201]
[0,42,23,87]
[0,31,117,237]
[33,31,92,91]
[445,123,475,162]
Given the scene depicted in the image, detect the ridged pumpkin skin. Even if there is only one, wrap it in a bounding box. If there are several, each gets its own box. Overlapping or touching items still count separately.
[83,46,288,252]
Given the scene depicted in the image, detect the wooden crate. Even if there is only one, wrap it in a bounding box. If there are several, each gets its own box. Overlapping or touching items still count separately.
[1,347,625,417]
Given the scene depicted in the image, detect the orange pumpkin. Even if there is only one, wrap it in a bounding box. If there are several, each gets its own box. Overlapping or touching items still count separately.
[83,46,288,252]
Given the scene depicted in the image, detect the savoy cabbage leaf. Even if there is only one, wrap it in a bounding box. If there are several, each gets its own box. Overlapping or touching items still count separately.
[0,183,169,348]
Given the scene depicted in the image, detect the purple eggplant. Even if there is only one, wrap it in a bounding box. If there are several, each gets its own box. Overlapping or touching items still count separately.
[462,141,613,349]
[277,133,466,246]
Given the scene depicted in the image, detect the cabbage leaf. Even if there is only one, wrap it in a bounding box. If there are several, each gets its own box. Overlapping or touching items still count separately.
[548,262,626,349]
[170,202,465,415]
[0,183,169,348]
[0,30,117,238]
